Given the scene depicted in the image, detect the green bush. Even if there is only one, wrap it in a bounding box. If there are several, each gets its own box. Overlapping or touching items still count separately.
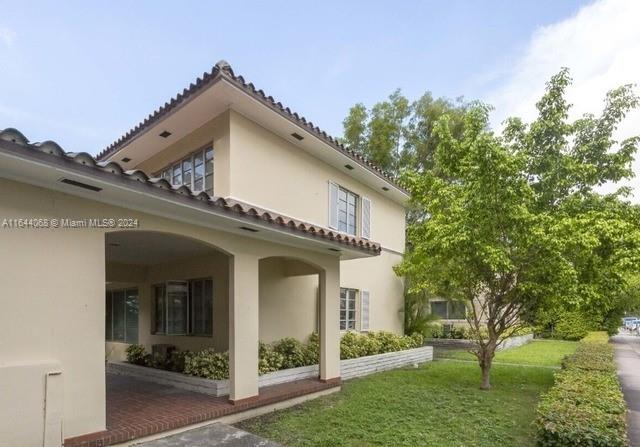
[272,337,307,369]
[125,344,149,366]
[303,332,320,365]
[258,342,285,375]
[535,332,627,447]
[184,348,229,380]
[552,311,592,341]
[340,331,422,360]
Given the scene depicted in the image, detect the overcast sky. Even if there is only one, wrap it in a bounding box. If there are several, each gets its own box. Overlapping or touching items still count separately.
[1,0,638,196]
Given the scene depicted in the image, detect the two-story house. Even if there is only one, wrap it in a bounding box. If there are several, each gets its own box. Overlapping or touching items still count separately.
[0,60,408,447]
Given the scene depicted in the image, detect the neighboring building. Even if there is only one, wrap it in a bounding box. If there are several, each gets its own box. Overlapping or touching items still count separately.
[0,60,408,446]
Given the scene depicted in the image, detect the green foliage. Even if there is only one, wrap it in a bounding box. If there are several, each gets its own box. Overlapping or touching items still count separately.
[396,68,640,389]
[342,90,468,175]
[340,331,422,360]
[184,348,229,380]
[258,342,285,375]
[271,337,307,369]
[535,332,627,447]
[303,332,320,365]
[552,311,593,341]
[125,344,148,366]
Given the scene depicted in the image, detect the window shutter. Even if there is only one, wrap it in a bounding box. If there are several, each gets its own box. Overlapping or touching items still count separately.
[361,290,370,331]
[361,197,371,239]
[328,181,339,229]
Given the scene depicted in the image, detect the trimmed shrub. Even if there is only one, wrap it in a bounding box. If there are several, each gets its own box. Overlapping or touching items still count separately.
[184,349,229,380]
[340,331,422,360]
[272,337,307,369]
[303,332,320,365]
[125,344,149,366]
[258,342,284,375]
[552,311,592,341]
[535,332,627,447]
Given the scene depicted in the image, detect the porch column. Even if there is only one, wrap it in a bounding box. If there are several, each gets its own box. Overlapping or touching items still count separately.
[319,262,341,382]
[228,253,259,403]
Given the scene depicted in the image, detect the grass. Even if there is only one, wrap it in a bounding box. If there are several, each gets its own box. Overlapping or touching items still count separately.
[437,340,578,367]
[237,340,578,447]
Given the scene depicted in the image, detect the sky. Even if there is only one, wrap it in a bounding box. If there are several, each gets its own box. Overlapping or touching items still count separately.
[1,0,639,195]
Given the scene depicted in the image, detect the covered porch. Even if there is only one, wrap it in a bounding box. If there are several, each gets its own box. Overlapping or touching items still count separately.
[64,373,338,447]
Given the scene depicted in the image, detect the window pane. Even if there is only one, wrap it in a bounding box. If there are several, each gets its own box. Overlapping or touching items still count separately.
[154,284,166,334]
[449,301,466,320]
[204,279,213,335]
[182,158,192,187]
[172,164,182,185]
[125,289,139,343]
[191,280,204,335]
[430,301,448,319]
[205,148,214,173]
[194,178,204,191]
[167,282,188,335]
[105,292,112,341]
[112,290,125,341]
[205,174,213,195]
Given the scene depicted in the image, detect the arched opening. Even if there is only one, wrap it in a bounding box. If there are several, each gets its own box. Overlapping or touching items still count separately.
[105,230,231,361]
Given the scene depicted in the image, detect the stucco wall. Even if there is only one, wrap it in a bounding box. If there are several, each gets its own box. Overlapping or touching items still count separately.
[0,177,342,442]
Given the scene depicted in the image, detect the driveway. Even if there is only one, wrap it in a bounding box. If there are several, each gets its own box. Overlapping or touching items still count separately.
[134,423,281,446]
[613,334,640,446]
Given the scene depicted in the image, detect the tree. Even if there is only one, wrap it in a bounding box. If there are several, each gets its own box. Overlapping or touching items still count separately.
[396,69,640,390]
[341,90,467,175]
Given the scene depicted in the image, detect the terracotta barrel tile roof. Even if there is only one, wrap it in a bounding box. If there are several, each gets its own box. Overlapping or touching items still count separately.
[0,127,381,255]
[96,60,406,193]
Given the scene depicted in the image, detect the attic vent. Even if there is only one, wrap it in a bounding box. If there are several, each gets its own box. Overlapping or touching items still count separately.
[328,248,341,252]
[159,130,172,138]
[344,164,354,170]
[121,157,131,163]
[382,186,390,191]
[239,226,259,233]
[291,132,304,141]
[60,178,102,192]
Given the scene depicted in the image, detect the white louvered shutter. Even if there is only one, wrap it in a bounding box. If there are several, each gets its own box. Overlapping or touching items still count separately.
[361,197,371,239]
[361,290,370,331]
[329,181,339,229]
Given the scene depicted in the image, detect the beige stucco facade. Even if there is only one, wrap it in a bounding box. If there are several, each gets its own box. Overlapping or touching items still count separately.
[0,178,341,445]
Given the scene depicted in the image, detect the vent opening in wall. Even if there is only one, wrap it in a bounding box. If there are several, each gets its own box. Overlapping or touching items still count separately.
[328,248,341,252]
[382,186,390,191]
[59,178,102,192]
[344,164,354,170]
[159,130,172,138]
[121,157,132,163]
[239,226,259,233]
[291,132,304,141]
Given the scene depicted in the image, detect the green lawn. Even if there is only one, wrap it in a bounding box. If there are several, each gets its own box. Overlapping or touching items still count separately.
[237,340,578,447]
[437,340,578,367]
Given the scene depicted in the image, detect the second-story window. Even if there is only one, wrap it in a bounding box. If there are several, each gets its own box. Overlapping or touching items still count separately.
[329,182,364,237]
[160,146,214,195]
[338,187,357,235]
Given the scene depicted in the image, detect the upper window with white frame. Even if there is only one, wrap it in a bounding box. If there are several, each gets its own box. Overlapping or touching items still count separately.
[159,146,214,195]
[329,182,371,238]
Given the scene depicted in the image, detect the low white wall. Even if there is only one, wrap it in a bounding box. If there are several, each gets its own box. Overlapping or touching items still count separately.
[107,346,434,397]
[426,333,534,351]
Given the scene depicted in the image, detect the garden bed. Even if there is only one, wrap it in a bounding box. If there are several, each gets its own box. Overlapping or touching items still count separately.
[107,346,433,397]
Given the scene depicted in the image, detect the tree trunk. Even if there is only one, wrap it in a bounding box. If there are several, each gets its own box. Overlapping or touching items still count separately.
[478,340,496,390]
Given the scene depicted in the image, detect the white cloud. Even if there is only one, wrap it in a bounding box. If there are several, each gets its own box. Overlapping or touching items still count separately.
[0,26,16,48]
[484,0,640,199]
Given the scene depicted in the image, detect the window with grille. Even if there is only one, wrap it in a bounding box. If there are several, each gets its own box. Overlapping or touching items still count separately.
[160,146,214,195]
[340,288,357,330]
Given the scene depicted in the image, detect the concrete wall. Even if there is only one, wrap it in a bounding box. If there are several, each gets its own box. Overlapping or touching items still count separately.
[0,177,342,443]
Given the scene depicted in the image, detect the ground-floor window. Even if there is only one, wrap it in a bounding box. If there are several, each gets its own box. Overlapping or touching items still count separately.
[430,300,467,320]
[153,278,213,336]
[340,288,357,330]
[106,288,139,343]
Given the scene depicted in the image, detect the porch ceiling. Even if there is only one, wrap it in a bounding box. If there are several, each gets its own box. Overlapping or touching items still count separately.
[106,232,216,265]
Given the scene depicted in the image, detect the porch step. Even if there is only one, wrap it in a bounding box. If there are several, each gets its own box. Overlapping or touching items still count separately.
[133,423,280,446]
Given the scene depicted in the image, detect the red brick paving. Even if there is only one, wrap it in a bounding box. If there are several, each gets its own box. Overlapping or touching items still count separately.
[64,373,340,447]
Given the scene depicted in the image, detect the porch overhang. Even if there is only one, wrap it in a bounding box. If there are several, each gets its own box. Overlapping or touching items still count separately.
[0,131,381,260]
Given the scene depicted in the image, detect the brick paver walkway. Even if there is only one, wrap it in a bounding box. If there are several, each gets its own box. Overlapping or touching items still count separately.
[64,373,339,447]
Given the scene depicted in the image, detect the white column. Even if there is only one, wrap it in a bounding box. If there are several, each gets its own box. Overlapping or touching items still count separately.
[319,262,341,382]
[228,253,259,403]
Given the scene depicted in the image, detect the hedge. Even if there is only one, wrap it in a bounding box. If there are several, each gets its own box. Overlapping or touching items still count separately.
[535,331,627,447]
[126,331,424,380]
